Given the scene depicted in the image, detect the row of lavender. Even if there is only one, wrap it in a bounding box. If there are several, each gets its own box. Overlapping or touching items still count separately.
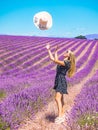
[67,70,98,130]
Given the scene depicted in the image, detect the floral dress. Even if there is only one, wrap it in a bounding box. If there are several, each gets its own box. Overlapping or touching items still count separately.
[53,60,71,94]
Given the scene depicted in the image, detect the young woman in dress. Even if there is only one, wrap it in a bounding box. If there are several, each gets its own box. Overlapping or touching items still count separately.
[46,43,76,124]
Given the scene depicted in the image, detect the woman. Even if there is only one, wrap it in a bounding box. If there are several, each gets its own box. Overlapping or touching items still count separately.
[46,43,76,124]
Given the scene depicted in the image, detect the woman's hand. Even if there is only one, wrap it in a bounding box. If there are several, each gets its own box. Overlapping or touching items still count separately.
[46,44,50,50]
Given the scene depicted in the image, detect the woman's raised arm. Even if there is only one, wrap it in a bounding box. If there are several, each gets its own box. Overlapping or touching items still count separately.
[54,45,65,66]
[54,45,58,61]
[46,44,54,61]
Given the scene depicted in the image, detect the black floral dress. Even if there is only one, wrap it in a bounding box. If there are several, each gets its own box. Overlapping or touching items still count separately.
[53,60,71,94]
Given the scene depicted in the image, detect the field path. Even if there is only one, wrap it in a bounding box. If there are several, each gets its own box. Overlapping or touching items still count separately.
[18,59,98,130]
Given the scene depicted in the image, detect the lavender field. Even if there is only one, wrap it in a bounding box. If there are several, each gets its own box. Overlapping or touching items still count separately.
[0,35,98,130]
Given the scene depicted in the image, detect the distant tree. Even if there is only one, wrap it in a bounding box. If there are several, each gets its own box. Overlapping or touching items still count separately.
[75,35,87,39]
[94,38,98,40]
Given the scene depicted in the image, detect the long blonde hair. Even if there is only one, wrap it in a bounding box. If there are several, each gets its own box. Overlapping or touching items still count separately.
[67,50,76,77]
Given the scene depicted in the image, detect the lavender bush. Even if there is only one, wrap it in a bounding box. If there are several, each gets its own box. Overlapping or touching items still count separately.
[0,79,54,130]
[67,71,98,130]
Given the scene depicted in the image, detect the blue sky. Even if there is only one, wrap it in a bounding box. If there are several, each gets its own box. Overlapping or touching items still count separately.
[0,0,98,38]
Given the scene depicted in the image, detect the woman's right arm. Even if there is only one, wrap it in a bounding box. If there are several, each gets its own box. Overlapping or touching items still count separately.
[54,45,58,61]
[48,49,55,61]
[46,44,54,61]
